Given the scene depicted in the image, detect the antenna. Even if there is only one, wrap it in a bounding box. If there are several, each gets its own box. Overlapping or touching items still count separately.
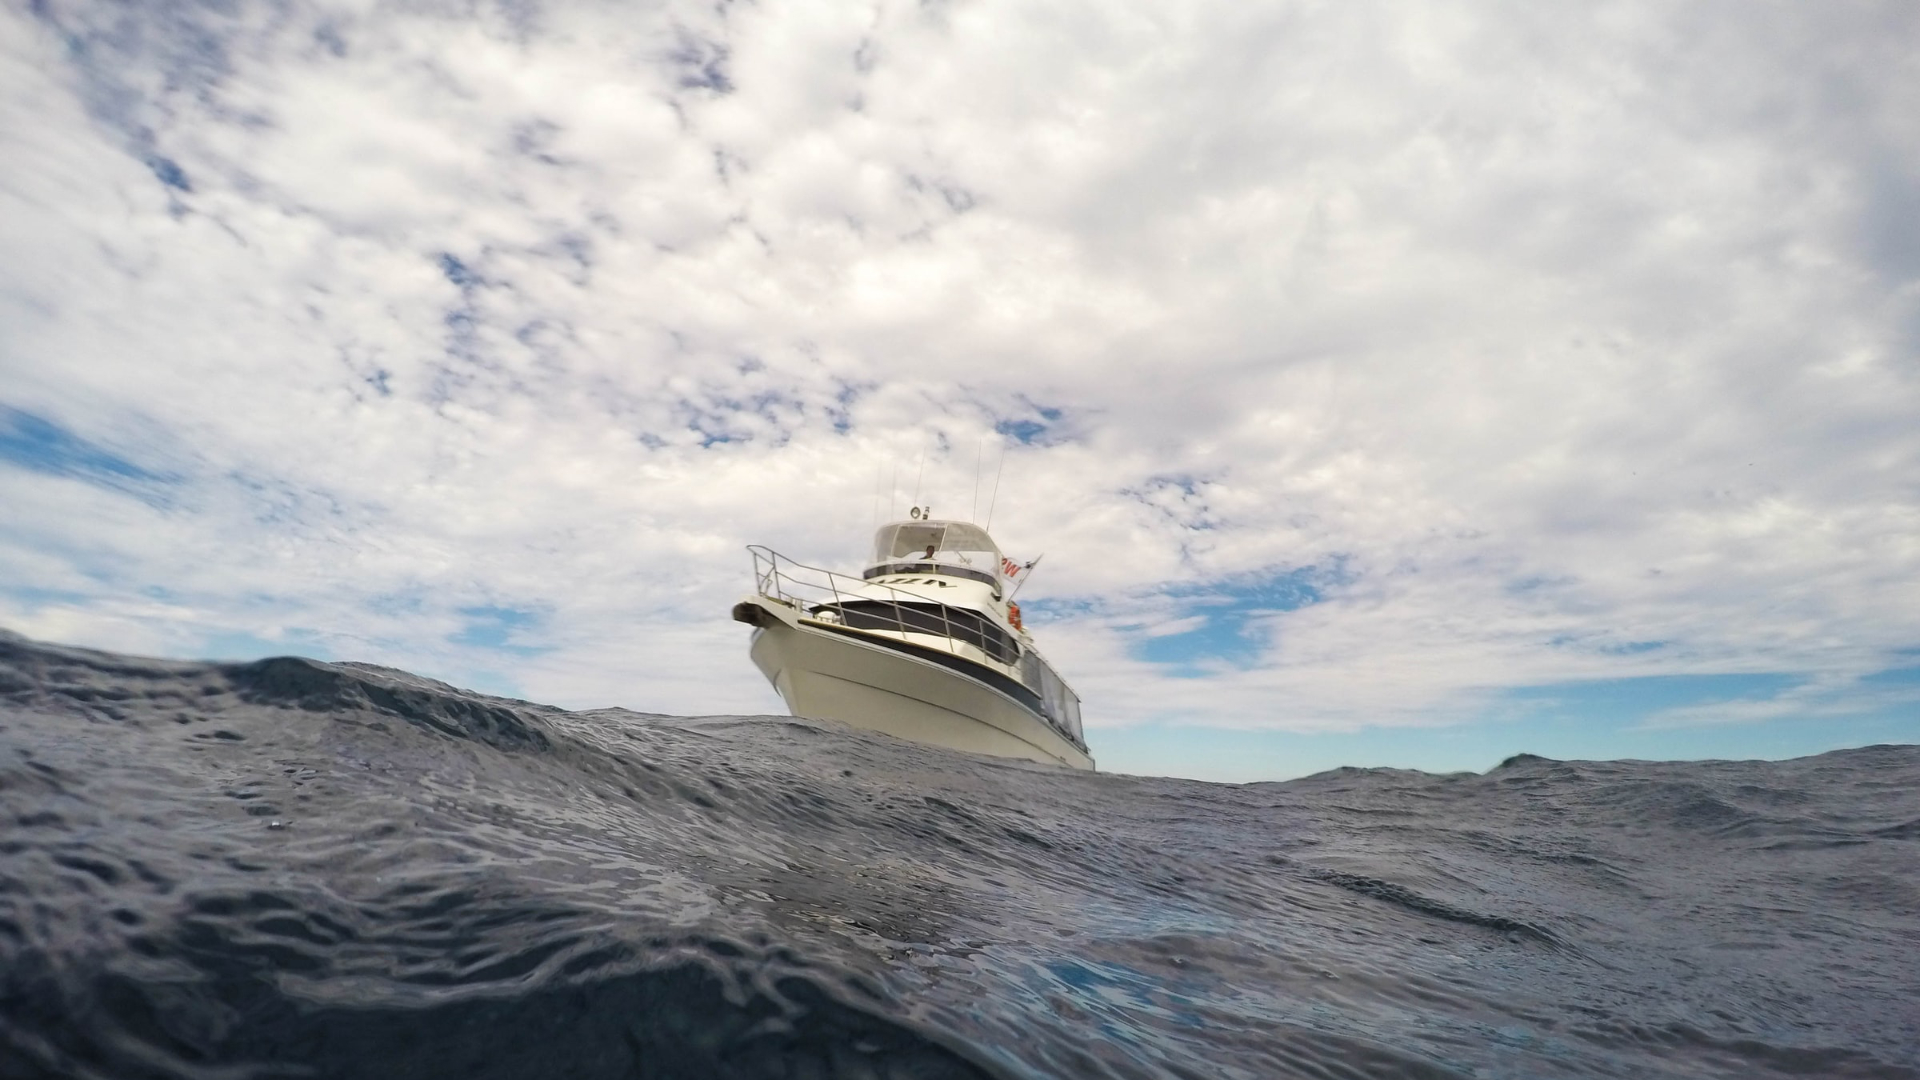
[889,459,898,521]
[984,442,1006,531]
[971,437,984,522]
[912,446,926,511]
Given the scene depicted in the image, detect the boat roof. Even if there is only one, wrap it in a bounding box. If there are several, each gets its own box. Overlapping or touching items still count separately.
[865,519,1006,588]
[872,519,1000,552]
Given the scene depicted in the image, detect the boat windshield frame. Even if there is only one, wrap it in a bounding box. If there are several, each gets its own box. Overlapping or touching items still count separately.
[865,521,1003,589]
[861,561,1000,588]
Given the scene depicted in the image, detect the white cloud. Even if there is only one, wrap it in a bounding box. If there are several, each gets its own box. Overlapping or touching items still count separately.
[3,0,1917,741]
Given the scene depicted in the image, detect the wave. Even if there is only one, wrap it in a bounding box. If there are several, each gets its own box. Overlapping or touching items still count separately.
[3,630,1916,1079]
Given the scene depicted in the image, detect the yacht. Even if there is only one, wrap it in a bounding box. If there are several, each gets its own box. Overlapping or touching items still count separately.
[731,512,1094,770]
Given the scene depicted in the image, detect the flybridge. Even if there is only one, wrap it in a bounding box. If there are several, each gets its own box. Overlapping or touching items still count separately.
[863,519,1008,591]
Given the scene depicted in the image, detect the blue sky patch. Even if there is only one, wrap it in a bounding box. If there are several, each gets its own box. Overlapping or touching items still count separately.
[437,253,480,289]
[994,404,1065,446]
[0,405,178,504]
[1,584,96,608]
[1096,702,1920,783]
[200,628,335,663]
[1501,672,1799,722]
[452,605,551,657]
[146,155,191,192]
[1600,640,1666,655]
[677,387,809,448]
[995,418,1047,443]
[1099,664,1919,781]
[1135,568,1325,676]
[825,380,861,433]
[1860,663,1920,689]
[1012,596,1099,625]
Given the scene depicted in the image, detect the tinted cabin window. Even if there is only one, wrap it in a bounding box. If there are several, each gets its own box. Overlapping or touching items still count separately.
[1021,651,1084,743]
[819,600,1020,665]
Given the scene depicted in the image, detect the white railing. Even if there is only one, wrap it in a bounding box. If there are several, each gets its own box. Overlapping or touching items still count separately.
[748,545,973,658]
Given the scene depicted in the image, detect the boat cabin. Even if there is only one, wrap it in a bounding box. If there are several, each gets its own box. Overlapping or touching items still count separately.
[863,520,1005,591]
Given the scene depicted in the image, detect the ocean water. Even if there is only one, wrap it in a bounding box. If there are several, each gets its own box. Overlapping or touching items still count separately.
[1,630,1916,1080]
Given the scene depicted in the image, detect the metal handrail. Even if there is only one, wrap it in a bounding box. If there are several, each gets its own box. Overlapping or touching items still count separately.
[748,545,984,661]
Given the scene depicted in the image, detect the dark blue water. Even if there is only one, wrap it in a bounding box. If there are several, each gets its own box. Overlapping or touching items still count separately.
[2,630,1915,1079]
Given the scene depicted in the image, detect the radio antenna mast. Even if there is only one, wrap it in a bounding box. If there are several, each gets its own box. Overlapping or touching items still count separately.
[971,437,984,521]
[984,443,1006,531]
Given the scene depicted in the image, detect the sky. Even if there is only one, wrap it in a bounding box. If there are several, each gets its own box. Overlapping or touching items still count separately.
[3,0,1917,782]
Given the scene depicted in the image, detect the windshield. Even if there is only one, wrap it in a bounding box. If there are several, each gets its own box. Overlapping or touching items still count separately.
[871,521,1002,572]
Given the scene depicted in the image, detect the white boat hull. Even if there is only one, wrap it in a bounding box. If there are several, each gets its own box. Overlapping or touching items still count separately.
[737,597,1094,770]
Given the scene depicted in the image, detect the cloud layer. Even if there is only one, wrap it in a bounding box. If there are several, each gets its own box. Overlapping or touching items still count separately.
[4,0,1917,749]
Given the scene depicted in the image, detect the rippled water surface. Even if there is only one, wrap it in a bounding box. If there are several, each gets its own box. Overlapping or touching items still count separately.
[2,630,1916,1078]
